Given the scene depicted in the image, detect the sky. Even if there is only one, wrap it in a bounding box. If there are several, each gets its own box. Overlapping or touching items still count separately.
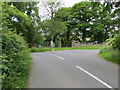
[38,0,88,20]
[64,0,88,7]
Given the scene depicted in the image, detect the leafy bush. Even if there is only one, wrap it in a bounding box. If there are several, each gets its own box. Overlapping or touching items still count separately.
[112,34,120,50]
[1,31,31,88]
[105,34,120,50]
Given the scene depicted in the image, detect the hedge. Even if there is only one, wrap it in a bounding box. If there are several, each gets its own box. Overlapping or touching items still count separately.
[1,31,31,88]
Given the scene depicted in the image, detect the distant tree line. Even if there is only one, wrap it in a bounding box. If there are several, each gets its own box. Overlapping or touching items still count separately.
[41,0,119,47]
[1,1,119,48]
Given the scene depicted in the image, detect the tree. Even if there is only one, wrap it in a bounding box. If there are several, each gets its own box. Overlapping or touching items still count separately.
[89,1,120,43]
[71,1,118,43]
[40,0,63,19]
[2,2,31,34]
[41,0,66,42]
[110,2,120,34]
[71,1,94,43]
[42,18,67,41]
[54,7,76,47]
[88,2,107,43]
[7,2,44,47]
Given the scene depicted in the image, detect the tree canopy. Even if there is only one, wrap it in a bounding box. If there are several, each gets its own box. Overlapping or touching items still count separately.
[2,1,119,47]
[2,2,44,47]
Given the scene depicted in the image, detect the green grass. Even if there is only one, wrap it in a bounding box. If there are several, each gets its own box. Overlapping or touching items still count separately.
[98,46,120,65]
[30,45,105,52]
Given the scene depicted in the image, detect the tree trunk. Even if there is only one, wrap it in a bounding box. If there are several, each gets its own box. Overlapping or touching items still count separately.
[59,40,62,47]
[82,32,86,43]
[51,35,53,41]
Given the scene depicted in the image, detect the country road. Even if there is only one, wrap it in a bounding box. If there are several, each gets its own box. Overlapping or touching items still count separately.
[28,50,118,89]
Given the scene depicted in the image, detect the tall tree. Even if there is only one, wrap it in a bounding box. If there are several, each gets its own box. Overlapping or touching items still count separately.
[110,2,120,34]
[54,7,75,47]
[42,18,67,41]
[8,2,44,47]
[71,1,94,43]
[40,0,63,19]
[41,0,66,41]
[2,2,31,33]
[71,1,118,43]
[90,2,119,43]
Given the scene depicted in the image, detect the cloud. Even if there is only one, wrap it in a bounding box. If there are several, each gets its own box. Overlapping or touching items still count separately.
[64,0,87,7]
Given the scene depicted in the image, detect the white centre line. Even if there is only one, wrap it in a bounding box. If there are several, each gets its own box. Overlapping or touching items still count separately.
[76,66,114,89]
[56,55,64,60]
[48,54,64,60]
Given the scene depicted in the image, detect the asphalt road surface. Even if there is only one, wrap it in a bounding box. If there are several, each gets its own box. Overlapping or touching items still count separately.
[28,50,118,89]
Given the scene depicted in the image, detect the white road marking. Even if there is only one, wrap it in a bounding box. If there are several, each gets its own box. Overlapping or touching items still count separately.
[48,54,64,60]
[56,55,64,60]
[76,66,113,89]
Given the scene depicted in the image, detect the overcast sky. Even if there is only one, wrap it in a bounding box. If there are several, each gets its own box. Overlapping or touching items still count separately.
[64,0,88,7]
[38,0,88,20]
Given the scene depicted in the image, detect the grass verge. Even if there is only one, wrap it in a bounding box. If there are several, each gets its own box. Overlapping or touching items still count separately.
[30,45,120,65]
[98,46,120,65]
[30,46,105,52]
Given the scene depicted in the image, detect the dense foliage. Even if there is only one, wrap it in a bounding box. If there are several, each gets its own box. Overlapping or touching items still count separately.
[1,2,34,88]
[41,1,119,47]
[105,34,120,50]
[112,34,120,50]
[2,2,44,47]
[2,30,31,88]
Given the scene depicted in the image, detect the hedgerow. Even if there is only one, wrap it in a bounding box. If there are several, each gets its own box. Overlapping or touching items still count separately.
[1,31,31,88]
[105,34,120,50]
[99,34,120,64]
[112,34,120,50]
